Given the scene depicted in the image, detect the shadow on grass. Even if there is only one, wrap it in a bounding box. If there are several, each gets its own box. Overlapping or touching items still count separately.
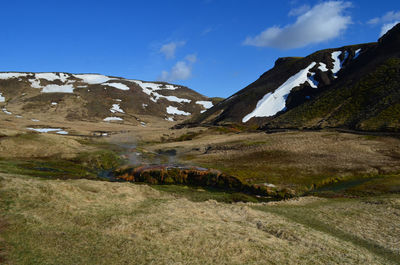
[151,184,273,204]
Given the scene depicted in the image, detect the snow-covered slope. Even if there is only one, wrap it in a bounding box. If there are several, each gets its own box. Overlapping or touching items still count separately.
[242,62,318,122]
[241,49,361,122]
[0,72,214,124]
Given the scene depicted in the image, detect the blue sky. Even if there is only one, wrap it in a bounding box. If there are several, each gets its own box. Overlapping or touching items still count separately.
[0,0,399,97]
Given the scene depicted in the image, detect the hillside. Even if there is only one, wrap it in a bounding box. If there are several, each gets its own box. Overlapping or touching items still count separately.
[188,23,400,132]
[0,72,214,126]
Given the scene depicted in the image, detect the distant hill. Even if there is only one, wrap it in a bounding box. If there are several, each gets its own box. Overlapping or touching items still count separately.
[187,23,400,132]
[0,72,215,125]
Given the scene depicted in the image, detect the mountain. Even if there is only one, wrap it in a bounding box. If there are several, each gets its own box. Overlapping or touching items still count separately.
[188,23,400,132]
[0,72,215,125]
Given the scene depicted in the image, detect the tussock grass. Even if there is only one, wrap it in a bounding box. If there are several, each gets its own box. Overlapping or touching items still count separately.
[1,173,399,264]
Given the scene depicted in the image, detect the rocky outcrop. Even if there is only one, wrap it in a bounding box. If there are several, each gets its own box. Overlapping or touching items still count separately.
[111,165,295,199]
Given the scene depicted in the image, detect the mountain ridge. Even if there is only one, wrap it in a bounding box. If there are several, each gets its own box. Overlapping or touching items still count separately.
[0,72,216,125]
[185,23,400,132]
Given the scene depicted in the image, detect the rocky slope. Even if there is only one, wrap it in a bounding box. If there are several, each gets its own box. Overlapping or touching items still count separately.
[188,23,400,132]
[0,72,215,125]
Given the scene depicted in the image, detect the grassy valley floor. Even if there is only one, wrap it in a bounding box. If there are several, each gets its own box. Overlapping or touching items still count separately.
[0,126,400,264]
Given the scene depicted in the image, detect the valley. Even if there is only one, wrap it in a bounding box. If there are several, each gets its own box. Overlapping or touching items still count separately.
[1,116,399,264]
[0,22,400,265]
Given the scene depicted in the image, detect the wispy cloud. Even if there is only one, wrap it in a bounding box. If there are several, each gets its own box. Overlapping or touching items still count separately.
[159,41,186,59]
[243,1,352,49]
[185,54,197,63]
[367,10,400,37]
[159,54,197,82]
[368,11,400,25]
[201,27,214,36]
[288,4,310,17]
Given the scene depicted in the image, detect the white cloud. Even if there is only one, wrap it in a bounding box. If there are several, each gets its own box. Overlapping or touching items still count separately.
[243,1,352,49]
[368,11,400,25]
[368,17,380,25]
[162,61,192,81]
[367,10,400,37]
[185,54,197,63]
[380,21,400,36]
[288,4,310,17]
[159,41,185,59]
[201,27,214,35]
[159,55,196,82]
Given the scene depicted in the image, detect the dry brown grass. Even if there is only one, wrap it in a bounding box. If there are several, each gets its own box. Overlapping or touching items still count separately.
[0,133,86,159]
[1,173,398,264]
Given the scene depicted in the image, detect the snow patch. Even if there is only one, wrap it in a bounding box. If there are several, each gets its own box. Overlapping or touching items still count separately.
[0,73,28,79]
[110,104,124,113]
[103,117,123,122]
[29,79,42,88]
[2,108,12,115]
[243,62,317,122]
[354,48,362,59]
[102,82,130,91]
[166,106,191,116]
[263,183,276,188]
[308,74,319,87]
[162,95,191,103]
[41,84,74,93]
[196,100,213,109]
[27,127,63,133]
[0,93,5,102]
[56,130,69,135]
[31,119,39,122]
[165,117,174,121]
[74,74,110,84]
[331,51,342,76]
[35,73,61,81]
[331,50,348,77]
[27,127,68,134]
[131,80,188,103]
[59,73,70,82]
[51,102,58,105]
[132,80,178,91]
[318,62,328,72]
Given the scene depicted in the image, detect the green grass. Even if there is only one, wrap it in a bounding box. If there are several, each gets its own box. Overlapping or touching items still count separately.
[151,184,267,203]
[0,150,122,180]
[308,174,400,197]
[0,159,95,179]
[194,149,329,187]
[253,195,400,264]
